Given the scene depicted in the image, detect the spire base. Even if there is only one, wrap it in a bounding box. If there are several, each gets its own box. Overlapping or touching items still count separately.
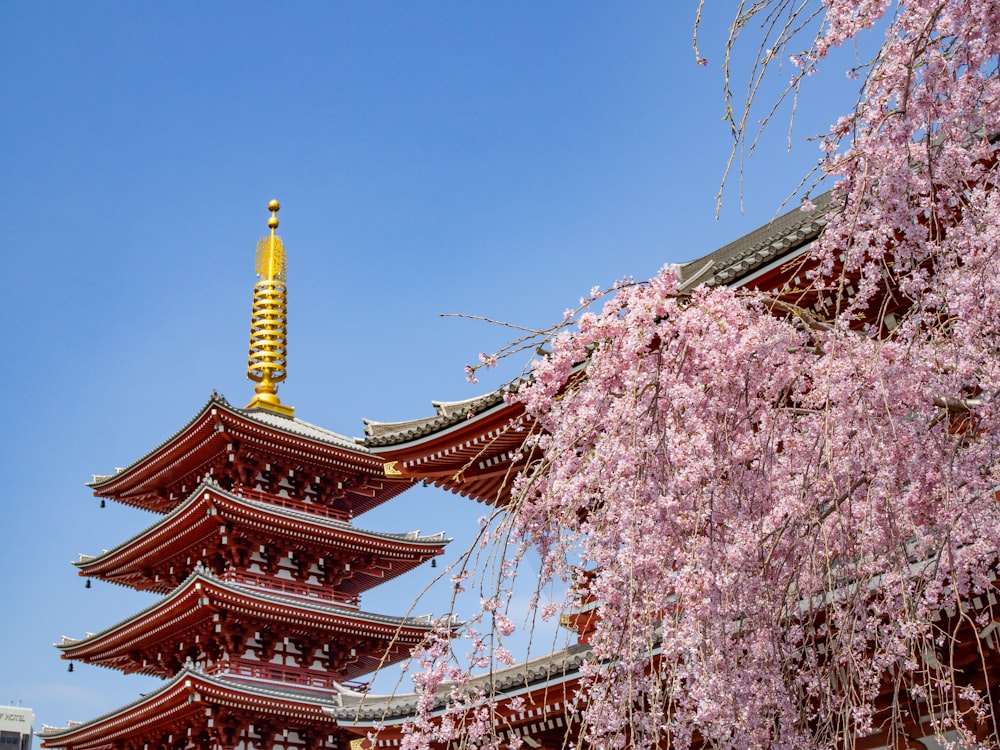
[245,392,295,418]
[246,379,295,417]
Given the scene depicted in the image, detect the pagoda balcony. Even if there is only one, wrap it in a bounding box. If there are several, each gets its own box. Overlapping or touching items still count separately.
[230,485,353,521]
[212,658,341,694]
[224,569,360,608]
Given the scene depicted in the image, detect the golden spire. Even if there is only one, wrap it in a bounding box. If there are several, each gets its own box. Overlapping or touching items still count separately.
[246,199,294,416]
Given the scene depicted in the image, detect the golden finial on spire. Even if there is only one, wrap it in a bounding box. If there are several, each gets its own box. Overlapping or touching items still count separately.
[246,199,294,417]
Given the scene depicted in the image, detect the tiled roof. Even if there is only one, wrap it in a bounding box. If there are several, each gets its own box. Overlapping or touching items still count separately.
[58,566,445,654]
[357,195,836,451]
[38,667,340,737]
[90,393,374,489]
[238,403,364,453]
[360,390,509,448]
[234,490,448,543]
[325,642,591,722]
[201,569,443,627]
[88,393,225,487]
[75,480,450,570]
[677,190,834,291]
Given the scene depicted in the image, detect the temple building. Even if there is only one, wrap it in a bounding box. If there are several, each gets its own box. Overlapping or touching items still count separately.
[324,193,843,749]
[40,194,1000,749]
[331,192,999,750]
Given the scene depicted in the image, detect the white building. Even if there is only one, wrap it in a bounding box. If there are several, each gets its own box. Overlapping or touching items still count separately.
[0,707,33,750]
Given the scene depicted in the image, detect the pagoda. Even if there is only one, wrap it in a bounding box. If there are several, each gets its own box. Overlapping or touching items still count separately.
[40,202,450,750]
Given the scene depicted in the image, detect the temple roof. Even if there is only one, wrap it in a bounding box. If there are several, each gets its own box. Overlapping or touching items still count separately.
[354,195,836,505]
[91,394,365,488]
[359,194,832,450]
[89,393,409,515]
[75,481,447,595]
[57,567,446,680]
[237,404,362,449]
[675,190,832,291]
[59,566,440,650]
[326,642,591,724]
[38,666,339,748]
[360,390,508,447]
[366,397,532,505]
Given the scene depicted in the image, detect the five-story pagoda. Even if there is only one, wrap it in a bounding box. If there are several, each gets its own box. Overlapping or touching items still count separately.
[40,203,449,750]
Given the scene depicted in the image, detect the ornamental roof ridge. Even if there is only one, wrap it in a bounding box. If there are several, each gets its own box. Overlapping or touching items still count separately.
[676,190,835,292]
[205,573,452,628]
[60,566,454,652]
[327,642,592,722]
[38,668,340,739]
[193,668,344,705]
[75,480,450,571]
[89,394,377,492]
[87,393,227,489]
[360,389,509,447]
[430,392,507,418]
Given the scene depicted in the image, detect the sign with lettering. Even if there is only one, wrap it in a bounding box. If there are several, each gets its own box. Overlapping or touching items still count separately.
[0,707,34,733]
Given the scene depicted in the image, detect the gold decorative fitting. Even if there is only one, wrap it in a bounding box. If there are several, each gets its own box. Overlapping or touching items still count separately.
[246,200,294,417]
[383,461,402,477]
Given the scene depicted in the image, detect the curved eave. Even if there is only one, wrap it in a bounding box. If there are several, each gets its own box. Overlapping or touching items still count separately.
[361,390,508,447]
[682,194,904,332]
[88,395,223,509]
[38,669,338,750]
[330,643,591,727]
[89,395,402,513]
[58,570,443,677]
[76,482,449,595]
[370,398,533,506]
[677,191,833,292]
[357,200,843,511]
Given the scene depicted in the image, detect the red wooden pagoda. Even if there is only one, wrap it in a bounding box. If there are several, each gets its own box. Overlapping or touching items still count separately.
[40,203,450,750]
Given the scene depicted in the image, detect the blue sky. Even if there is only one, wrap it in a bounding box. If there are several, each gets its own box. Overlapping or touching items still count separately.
[1,2,861,732]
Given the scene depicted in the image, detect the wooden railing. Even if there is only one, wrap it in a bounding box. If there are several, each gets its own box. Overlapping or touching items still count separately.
[229,487,350,522]
[214,660,339,692]
[224,569,360,608]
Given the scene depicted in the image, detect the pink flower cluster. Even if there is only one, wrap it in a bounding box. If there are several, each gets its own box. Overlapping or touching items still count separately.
[404,1,1000,747]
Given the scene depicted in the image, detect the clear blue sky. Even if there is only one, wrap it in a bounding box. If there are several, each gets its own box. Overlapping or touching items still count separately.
[1,2,860,732]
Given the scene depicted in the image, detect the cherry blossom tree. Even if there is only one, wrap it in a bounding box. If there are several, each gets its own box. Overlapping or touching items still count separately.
[404,2,1000,748]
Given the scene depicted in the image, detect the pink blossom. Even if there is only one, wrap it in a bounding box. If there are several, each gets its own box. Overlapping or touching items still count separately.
[493,613,515,637]
[410,3,1000,747]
